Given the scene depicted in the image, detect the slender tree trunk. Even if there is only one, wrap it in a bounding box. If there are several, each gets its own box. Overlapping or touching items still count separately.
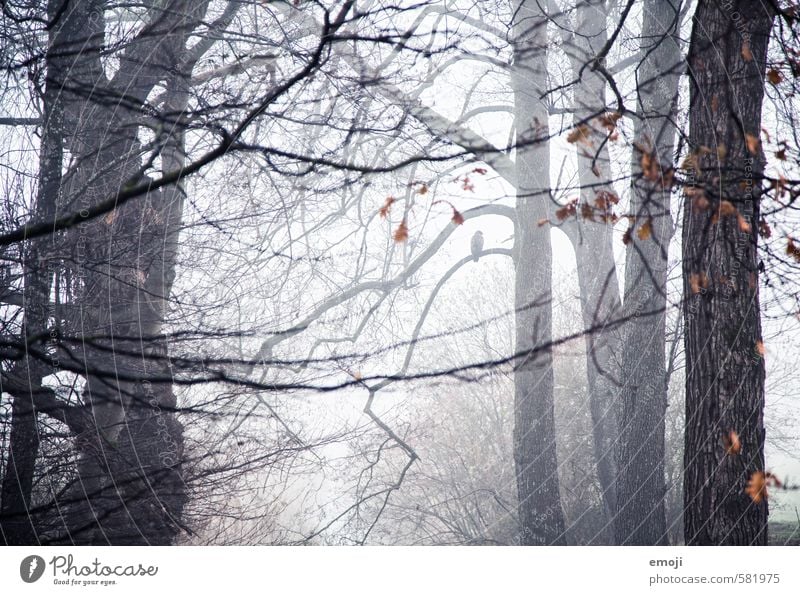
[682,0,774,545]
[616,0,683,546]
[0,0,67,544]
[511,0,566,545]
[565,0,622,544]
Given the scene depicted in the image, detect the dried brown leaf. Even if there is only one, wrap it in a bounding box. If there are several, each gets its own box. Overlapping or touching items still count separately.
[767,68,783,85]
[637,219,653,241]
[722,430,742,455]
[745,133,760,155]
[379,196,395,219]
[742,41,753,62]
[393,219,409,243]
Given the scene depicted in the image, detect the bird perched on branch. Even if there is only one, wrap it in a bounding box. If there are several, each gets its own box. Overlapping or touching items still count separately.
[470,230,484,262]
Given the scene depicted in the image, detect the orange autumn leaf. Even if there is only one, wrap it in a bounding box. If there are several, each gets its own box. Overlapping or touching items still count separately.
[741,41,753,62]
[417,184,428,195]
[745,133,760,155]
[637,219,653,241]
[755,340,766,357]
[745,471,783,504]
[393,219,409,243]
[379,196,395,219]
[689,274,701,295]
[767,68,783,85]
[566,124,591,145]
[689,272,708,295]
[737,213,751,233]
[451,209,464,226]
[745,471,767,503]
[722,430,741,455]
[640,151,658,181]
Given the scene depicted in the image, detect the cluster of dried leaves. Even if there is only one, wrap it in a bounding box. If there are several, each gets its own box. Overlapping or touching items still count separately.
[379,168,488,243]
[722,430,787,505]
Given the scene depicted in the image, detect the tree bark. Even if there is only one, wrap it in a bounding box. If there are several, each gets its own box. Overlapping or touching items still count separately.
[0,0,68,545]
[511,0,566,546]
[564,0,622,544]
[616,0,683,546]
[682,0,774,546]
[26,0,209,544]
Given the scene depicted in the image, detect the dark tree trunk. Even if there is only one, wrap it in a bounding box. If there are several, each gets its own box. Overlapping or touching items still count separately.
[0,0,67,544]
[8,0,209,545]
[682,0,774,546]
[0,372,43,545]
[616,0,682,546]
[511,0,566,546]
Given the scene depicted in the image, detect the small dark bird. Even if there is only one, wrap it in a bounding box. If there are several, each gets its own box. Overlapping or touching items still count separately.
[470,230,484,262]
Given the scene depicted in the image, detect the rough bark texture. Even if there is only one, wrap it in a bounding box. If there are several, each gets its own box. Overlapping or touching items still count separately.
[616,0,682,546]
[59,1,204,545]
[1,0,206,545]
[564,0,622,544]
[682,0,774,546]
[511,0,566,546]
[0,0,67,545]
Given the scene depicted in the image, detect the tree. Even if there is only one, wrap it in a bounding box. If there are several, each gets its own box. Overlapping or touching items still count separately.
[2,0,799,549]
[682,0,775,545]
[511,0,567,545]
[0,0,442,545]
[616,0,684,545]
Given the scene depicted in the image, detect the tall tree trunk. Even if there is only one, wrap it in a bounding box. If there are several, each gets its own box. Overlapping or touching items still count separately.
[0,0,68,544]
[41,0,208,544]
[511,0,566,546]
[564,0,622,544]
[682,0,774,545]
[616,0,683,546]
